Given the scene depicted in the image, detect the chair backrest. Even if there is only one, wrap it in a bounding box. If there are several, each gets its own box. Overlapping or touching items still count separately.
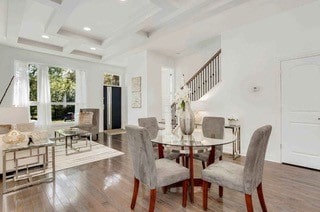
[125,125,157,189]
[80,108,99,127]
[243,125,272,194]
[138,117,159,139]
[202,117,225,139]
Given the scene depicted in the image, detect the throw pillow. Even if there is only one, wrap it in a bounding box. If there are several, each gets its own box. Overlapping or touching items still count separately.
[79,112,94,125]
[0,124,12,135]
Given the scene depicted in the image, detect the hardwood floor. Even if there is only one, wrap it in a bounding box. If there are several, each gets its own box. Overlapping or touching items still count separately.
[1,133,320,211]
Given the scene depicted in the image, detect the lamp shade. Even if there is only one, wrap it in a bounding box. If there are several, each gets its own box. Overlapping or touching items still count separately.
[0,107,30,124]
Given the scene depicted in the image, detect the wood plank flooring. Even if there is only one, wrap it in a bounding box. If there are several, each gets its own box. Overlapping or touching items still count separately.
[1,133,320,211]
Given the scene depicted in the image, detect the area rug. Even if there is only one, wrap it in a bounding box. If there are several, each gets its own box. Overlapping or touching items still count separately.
[104,129,126,136]
[53,141,124,171]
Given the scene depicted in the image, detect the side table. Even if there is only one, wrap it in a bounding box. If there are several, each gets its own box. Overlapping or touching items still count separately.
[2,140,55,193]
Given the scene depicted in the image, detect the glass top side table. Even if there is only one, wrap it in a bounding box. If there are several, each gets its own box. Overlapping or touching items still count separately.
[2,140,55,193]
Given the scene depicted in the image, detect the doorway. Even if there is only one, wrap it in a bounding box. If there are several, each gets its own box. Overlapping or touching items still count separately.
[161,68,174,130]
[281,55,320,170]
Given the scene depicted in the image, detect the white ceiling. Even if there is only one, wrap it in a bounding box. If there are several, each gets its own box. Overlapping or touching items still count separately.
[0,0,316,67]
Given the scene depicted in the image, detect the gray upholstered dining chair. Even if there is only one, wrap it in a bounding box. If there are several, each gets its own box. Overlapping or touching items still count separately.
[202,125,272,212]
[194,117,225,168]
[138,117,180,161]
[126,125,189,212]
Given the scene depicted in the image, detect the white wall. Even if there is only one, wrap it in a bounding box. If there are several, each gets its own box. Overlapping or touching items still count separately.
[126,50,175,125]
[0,44,126,132]
[176,1,320,162]
[147,51,175,120]
[125,51,148,125]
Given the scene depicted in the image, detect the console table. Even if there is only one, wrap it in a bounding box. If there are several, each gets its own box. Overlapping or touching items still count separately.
[2,140,55,193]
[225,125,241,159]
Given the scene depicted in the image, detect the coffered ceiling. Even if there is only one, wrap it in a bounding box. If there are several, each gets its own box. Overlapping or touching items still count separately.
[0,0,316,67]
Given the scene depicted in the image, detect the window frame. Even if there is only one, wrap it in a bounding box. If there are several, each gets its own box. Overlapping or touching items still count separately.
[27,63,78,124]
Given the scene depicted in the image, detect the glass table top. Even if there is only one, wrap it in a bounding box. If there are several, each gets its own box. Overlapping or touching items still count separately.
[151,128,236,147]
[2,139,54,152]
[55,128,90,136]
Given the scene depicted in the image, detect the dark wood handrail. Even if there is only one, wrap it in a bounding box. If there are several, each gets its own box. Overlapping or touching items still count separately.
[185,49,221,85]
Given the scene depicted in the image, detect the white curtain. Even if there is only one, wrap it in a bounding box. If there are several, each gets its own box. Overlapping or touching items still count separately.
[75,70,87,123]
[37,65,52,126]
[13,61,30,107]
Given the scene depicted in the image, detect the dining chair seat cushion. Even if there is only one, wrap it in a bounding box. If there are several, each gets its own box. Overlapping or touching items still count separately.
[156,158,189,187]
[202,161,244,193]
[152,148,181,160]
[194,148,222,161]
[165,152,181,160]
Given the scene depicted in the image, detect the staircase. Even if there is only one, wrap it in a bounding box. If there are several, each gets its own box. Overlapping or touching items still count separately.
[171,49,222,127]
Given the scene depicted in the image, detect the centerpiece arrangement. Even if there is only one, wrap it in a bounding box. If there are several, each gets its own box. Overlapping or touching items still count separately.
[174,85,195,135]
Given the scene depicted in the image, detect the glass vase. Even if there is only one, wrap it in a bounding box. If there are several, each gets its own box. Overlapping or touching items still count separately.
[179,102,195,135]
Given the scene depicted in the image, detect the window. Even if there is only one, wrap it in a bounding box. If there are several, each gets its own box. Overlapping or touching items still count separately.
[49,67,76,123]
[104,73,120,86]
[28,64,77,123]
[28,64,38,121]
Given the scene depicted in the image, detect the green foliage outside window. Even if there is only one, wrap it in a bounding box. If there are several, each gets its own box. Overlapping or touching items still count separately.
[28,65,76,122]
[49,67,76,121]
[28,64,38,120]
[104,73,120,86]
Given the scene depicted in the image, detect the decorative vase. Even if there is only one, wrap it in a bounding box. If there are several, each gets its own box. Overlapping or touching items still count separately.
[179,102,195,135]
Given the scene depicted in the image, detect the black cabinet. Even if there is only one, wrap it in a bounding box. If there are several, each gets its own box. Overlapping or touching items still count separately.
[103,86,122,130]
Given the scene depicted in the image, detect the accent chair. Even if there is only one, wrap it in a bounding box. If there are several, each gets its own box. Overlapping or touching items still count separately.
[72,108,99,140]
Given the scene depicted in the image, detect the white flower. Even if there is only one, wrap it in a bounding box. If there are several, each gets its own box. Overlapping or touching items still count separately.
[174,85,190,110]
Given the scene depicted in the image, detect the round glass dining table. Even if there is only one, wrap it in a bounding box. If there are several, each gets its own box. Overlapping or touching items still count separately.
[151,128,237,203]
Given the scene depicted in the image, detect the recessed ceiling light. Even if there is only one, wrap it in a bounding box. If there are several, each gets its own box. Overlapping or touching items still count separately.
[83,27,91,31]
[41,35,49,39]
[90,47,96,50]
[120,0,126,1]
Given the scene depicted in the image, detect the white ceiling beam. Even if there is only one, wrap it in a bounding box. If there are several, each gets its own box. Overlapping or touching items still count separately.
[62,40,82,54]
[149,0,176,10]
[58,28,102,46]
[149,0,248,39]
[6,0,28,42]
[101,4,159,47]
[45,0,85,34]
[32,0,62,8]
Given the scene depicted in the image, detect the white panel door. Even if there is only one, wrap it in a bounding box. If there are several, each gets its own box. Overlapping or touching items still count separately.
[281,55,320,170]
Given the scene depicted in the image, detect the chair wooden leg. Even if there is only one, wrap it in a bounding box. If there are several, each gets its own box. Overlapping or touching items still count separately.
[245,194,253,212]
[257,183,267,212]
[131,178,139,209]
[185,157,189,168]
[182,180,188,207]
[162,186,168,194]
[202,180,209,210]
[219,186,223,197]
[149,189,157,212]
[202,161,206,169]
[176,157,180,164]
